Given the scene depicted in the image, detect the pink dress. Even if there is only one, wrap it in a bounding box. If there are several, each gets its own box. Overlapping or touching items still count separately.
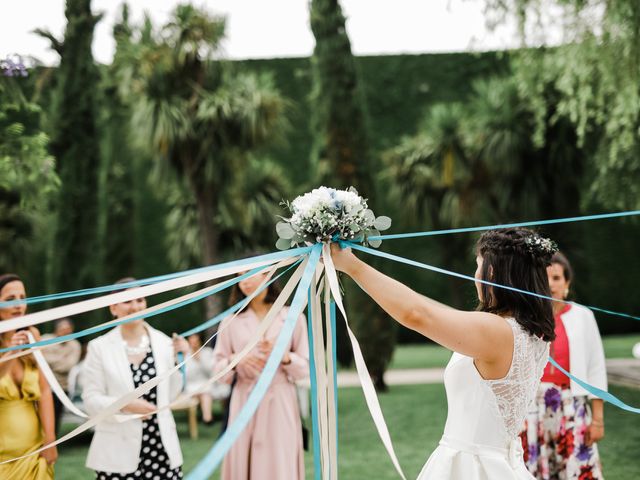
[213,307,308,480]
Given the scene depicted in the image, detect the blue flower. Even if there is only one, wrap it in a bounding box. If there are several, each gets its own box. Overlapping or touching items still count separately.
[576,444,592,462]
[1,55,28,78]
[544,387,562,412]
[528,445,538,462]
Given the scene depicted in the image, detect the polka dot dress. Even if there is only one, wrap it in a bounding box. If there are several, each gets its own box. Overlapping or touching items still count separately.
[95,351,183,480]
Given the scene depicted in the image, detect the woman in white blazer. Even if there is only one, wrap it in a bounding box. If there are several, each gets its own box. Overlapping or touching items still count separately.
[82,278,190,479]
[521,252,607,479]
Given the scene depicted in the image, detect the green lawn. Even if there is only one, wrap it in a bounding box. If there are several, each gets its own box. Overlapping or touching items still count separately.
[54,383,639,479]
[601,334,640,359]
[388,334,640,371]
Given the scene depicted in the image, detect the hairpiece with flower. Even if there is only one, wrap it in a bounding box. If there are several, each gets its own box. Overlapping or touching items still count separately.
[524,234,558,256]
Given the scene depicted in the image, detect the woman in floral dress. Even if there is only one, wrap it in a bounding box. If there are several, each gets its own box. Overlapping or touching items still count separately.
[520,252,607,479]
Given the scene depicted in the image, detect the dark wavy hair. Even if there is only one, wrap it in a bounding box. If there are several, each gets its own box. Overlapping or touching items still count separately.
[227,252,282,307]
[551,251,573,285]
[476,228,556,341]
[0,273,36,365]
[0,273,21,295]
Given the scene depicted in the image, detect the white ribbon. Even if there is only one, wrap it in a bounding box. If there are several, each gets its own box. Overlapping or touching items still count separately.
[27,331,133,423]
[0,255,284,334]
[324,274,339,480]
[1,272,253,365]
[322,244,407,480]
[0,256,305,466]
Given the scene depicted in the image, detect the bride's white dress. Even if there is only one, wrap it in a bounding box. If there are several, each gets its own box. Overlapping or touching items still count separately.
[418,317,549,479]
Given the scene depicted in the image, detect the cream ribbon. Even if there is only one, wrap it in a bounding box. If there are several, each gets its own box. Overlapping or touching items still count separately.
[0,256,301,365]
[0,256,306,466]
[322,244,407,480]
[0,255,284,334]
[27,331,132,423]
[324,274,339,480]
[310,265,330,479]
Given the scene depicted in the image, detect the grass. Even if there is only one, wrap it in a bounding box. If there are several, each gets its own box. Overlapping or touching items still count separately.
[601,334,640,359]
[51,335,640,478]
[387,334,640,371]
[54,382,639,479]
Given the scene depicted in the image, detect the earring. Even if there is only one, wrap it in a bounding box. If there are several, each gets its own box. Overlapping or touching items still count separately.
[564,289,569,299]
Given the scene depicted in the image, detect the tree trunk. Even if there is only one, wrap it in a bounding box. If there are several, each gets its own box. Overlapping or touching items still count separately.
[193,182,222,322]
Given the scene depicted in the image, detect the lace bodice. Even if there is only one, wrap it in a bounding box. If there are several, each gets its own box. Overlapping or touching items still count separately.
[485,318,549,438]
[440,317,549,451]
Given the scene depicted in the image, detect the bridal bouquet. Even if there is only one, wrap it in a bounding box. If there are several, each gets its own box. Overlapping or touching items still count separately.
[276,186,391,250]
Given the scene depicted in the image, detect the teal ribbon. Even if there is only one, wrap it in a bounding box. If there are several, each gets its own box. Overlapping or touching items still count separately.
[343,242,640,414]
[175,260,302,395]
[308,289,322,480]
[0,264,273,354]
[179,259,302,338]
[369,210,640,241]
[548,357,640,413]
[330,299,339,463]
[0,246,312,308]
[177,352,186,392]
[347,243,640,322]
[186,244,322,480]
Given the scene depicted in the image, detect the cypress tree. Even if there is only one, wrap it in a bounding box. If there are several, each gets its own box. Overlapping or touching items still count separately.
[99,4,136,282]
[309,0,396,390]
[46,0,102,293]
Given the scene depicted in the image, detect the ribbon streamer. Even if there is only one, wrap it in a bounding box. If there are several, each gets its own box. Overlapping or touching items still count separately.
[186,244,323,479]
[369,210,640,241]
[548,357,640,414]
[0,264,274,356]
[0,249,308,334]
[323,244,408,480]
[307,288,322,480]
[0,257,305,465]
[0,247,312,308]
[348,243,640,322]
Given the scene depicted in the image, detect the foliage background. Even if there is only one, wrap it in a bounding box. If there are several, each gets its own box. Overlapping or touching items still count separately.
[2,2,639,349]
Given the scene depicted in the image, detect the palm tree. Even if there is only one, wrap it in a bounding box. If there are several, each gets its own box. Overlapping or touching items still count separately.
[164,156,291,270]
[470,76,584,224]
[121,5,288,317]
[468,77,538,220]
[384,103,489,307]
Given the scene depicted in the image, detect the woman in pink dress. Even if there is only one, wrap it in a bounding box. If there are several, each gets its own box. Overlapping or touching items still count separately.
[213,269,309,480]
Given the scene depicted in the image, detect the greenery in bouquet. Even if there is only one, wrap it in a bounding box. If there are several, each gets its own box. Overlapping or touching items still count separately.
[276,186,391,250]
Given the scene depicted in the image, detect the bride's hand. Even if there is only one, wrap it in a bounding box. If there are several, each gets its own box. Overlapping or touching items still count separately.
[329,243,359,274]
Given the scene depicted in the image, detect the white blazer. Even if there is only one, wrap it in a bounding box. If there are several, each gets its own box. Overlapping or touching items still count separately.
[82,324,184,473]
[562,304,608,398]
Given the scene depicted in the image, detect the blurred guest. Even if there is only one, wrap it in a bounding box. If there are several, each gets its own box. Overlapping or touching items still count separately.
[521,252,607,479]
[82,278,189,480]
[0,273,57,479]
[185,333,230,425]
[42,318,81,434]
[213,269,308,480]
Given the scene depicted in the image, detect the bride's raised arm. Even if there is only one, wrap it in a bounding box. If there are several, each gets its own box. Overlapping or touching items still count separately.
[329,243,513,366]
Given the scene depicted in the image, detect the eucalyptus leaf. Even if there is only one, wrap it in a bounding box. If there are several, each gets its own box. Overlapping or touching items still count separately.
[369,238,382,248]
[363,209,375,223]
[276,221,296,239]
[276,237,292,250]
[374,216,392,230]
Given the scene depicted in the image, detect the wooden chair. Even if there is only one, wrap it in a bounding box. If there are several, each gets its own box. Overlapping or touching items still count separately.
[170,396,199,440]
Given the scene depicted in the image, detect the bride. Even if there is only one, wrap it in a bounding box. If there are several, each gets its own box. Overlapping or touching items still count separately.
[330,228,555,479]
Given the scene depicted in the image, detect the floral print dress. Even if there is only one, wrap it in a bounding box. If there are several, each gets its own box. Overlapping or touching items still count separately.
[521,384,603,479]
[520,308,604,479]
